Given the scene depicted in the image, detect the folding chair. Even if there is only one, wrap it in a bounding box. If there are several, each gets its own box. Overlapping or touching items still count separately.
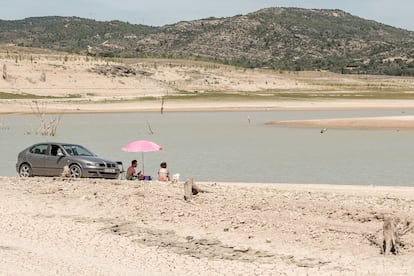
[116,161,126,180]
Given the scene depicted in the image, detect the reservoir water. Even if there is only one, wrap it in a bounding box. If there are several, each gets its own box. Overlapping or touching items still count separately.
[1,109,414,186]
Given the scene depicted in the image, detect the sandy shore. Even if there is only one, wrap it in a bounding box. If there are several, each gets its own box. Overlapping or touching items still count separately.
[4,98,414,131]
[0,177,413,275]
[266,115,414,130]
[3,98,414,114]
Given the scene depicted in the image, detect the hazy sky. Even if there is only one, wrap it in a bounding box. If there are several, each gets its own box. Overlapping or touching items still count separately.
[0,0,413,31]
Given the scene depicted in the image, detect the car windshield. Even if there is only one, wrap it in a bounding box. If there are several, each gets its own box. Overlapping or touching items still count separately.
[62,144,95,156]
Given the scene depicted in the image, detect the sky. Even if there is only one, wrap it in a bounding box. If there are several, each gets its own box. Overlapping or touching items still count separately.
[0,0,413,31]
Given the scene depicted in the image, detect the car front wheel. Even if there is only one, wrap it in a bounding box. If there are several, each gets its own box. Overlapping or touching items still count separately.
[69,164,82,178]
[19,163,32,177]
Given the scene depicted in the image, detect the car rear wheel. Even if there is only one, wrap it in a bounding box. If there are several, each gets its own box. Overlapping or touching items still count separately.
[19,163,32,177]
[69,164,82,178]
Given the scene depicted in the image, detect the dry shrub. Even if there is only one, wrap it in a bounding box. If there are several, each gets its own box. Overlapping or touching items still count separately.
[31,101,62,136]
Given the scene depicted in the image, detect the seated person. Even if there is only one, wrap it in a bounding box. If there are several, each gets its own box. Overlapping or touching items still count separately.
[126,159,143,180]
[158,161,170,182]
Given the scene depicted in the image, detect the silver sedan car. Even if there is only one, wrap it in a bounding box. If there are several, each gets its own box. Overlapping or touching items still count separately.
[16,142,120,179]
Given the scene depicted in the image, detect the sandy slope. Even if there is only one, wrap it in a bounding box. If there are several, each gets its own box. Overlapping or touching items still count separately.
[0,177,413,275]
[2,46,414,119]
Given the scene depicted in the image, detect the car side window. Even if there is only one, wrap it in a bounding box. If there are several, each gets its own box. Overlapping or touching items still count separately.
[50,145,63,156]
[63,145,75,155]
[30,144,48,155]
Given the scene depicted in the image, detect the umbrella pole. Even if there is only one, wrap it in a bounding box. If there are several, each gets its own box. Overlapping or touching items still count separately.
[141,152,145,174]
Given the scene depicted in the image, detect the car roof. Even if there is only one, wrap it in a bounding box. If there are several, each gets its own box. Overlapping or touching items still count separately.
[32,142,82,146]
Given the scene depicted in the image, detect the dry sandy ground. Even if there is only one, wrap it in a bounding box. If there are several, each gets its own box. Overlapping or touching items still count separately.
[2,46,414,130]
[0,177,413,275]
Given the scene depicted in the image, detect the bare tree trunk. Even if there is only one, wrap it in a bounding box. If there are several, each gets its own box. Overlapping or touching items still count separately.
[2,64,7,80]
[160,96,165,115]
[146,120,154,135]
[40,72,46,82]
[383,216,397,255]
[183,178,207,201]
[184,178,194,201]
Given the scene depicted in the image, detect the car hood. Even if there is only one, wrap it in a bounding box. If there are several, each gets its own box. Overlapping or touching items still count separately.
[71,156,117,164]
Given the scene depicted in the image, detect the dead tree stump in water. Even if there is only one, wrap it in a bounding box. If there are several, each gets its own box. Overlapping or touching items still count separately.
[383,216,398,255]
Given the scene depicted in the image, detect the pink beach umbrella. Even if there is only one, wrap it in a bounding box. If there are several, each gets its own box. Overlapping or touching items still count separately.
[122,140,163,173]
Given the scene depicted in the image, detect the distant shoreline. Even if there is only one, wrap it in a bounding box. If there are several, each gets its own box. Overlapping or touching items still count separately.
[3,98,414,131]
[3,98,414,115]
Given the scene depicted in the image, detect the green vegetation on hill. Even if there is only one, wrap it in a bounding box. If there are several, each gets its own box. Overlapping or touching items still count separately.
[1,7,413,76]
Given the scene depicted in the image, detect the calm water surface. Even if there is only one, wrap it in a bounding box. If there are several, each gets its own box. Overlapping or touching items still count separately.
[1,110,414,186]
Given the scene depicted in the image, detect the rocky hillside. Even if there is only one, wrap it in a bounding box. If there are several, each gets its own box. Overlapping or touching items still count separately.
[1,7,413,76]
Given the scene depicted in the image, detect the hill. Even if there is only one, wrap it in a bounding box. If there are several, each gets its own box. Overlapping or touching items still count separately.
[0,7,414,76]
